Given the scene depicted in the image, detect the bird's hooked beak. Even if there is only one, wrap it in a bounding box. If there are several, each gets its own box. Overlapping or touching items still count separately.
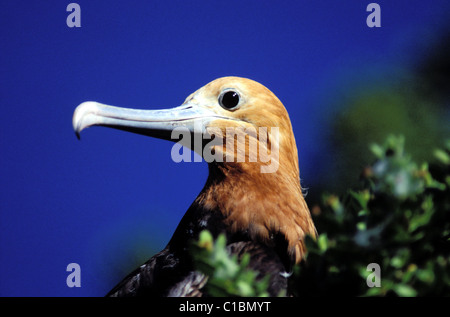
[73,101,228,142]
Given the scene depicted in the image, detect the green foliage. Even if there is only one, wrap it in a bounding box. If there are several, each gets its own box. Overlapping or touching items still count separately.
[190,135,450,296]
[326,84,448,193]
[190,230,270,297]
[322,31,450,195]
[292,135,450,296]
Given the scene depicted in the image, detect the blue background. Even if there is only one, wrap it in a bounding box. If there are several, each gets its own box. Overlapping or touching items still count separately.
[1,1,448,296]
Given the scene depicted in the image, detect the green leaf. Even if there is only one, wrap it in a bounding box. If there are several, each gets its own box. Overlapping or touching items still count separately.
[434,149,450,165]
[370,143,384,159]
[317,234,328,252]
[393,284,417,297]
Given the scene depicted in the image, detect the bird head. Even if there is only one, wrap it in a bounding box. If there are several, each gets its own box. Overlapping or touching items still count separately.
[73,76,316,263]
[74,77,297,173]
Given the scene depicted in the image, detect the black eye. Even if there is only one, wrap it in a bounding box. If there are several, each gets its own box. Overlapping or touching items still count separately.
[219,90,240,110]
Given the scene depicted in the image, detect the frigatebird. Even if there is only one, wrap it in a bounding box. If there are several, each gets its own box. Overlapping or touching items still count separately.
[73,77,316,296]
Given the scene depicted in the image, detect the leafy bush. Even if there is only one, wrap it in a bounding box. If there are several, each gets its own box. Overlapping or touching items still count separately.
[293,135,449,296]
[191,135,450,296]
[190,230,270,297]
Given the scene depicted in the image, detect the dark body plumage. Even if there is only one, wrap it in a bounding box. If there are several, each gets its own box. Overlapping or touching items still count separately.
[107,165,292,297]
